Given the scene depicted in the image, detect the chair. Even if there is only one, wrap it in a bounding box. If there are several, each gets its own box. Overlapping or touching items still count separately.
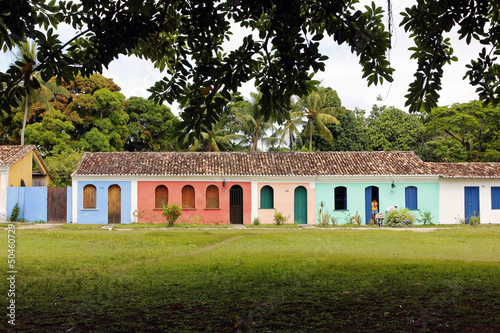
[374,213,384,226]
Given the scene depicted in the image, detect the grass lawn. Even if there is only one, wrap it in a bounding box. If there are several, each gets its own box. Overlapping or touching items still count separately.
[1,227,499,332]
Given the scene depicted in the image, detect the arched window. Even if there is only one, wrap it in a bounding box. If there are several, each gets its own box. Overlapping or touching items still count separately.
[182,185,195,209]
[155,185,168,209]
[260,185,274,209]
[334,186,347,210]
[83,184,96,209]
[206,185,219,209]
[405,186,418,210]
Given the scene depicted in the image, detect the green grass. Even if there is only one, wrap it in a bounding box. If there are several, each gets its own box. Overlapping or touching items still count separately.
[1,227,499,332]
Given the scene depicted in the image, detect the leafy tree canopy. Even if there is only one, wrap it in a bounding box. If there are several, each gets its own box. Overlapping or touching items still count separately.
[1,0,394,142]
[423,100,500,161]
[366,105,425,153]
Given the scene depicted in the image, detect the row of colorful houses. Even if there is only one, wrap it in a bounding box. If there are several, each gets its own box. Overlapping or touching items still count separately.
[2,147,499,225]
[68,151,500,225]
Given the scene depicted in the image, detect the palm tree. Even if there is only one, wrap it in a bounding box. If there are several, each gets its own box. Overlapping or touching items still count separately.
[279,98,306,150]
[14,41,69,145]
[284,90,341,151]
[189,119,243,152]
[234,92,276,152]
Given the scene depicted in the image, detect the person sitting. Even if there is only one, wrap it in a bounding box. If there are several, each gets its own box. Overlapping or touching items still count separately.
[386,205,397,212]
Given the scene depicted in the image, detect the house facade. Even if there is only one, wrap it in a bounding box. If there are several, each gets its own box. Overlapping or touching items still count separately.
[430,162,500,224]
[69,151,500,225]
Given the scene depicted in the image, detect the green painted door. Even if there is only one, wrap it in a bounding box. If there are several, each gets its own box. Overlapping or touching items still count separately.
[294,186,307,224]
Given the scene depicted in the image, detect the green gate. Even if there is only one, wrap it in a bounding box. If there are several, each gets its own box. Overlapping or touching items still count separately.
[294,186,307,224]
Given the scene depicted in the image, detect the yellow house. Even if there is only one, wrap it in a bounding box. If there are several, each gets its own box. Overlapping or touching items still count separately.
[0,145,52,220]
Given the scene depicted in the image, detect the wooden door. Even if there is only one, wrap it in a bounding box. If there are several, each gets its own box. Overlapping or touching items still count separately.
[108,185,121,224]
[47,187,67,223]
[294,186,307,224]
[230,185,243,224]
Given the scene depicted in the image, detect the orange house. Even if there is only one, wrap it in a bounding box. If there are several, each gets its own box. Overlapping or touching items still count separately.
[137,180,251,224]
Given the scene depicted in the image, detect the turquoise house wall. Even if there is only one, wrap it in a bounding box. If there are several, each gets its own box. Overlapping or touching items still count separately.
[77,181,131,224]
[315,181,440,225]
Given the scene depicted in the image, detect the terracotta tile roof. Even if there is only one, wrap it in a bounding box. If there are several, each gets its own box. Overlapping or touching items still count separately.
[0,145,37,167]
[72,151,436,177]
[427,162,500,178]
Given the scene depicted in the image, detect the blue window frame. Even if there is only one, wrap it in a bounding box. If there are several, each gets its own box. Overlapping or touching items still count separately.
[334,186,347,210]
[260,186,274,209]
[405,186,418,210]
[492,187,500,209]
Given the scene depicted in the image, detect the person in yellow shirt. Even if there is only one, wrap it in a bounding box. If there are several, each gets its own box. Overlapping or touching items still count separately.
[371,199,378,221]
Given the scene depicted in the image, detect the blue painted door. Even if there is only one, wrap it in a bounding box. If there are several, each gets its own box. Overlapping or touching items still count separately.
[464,187,479,224]
[365,187,372,225]
[294,186,307,224]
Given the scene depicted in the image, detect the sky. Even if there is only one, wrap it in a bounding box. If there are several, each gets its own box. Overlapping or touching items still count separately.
[0,0,488,116]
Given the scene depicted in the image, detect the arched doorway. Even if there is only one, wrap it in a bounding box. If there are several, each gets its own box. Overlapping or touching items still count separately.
[294,186,307,224]
[108,184,121,224]
[365,186,379,225]
[230,185,243,224]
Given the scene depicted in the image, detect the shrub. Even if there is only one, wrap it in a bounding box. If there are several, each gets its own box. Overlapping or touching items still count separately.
[351,212,362,225]
[385,208,416,227]
[9,203,20,222]
[162,203,182,227]
[274,211,289,225]
[418,209,434,225]
[317,201,333,226]
[252,217,261,226]
[469,215,480,226]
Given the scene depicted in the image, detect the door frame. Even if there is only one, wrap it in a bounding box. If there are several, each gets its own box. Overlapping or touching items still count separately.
[229,185,243,224]
[365,186,379,225]
[464,186,480,224]
[294,186,308,224]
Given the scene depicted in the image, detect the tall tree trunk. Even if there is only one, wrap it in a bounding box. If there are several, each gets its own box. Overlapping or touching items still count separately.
[21,95,29,146]
[309,118,313,151]
[252,125,260,152]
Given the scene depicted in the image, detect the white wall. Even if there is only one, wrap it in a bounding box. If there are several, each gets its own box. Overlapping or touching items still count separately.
[439,178,500,224]
[0,170,8,221]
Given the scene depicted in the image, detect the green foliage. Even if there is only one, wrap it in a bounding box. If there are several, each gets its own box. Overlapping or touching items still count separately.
[423,101,500,161]
[252,218,261,226]
[162,203,182,227]
[44,146,83,187]
[0,0,394,144]
[9,203,20,222]
[274,211,289,225]
[125,97,180,151]
[366,105,425,152]
[306,108,368,152]
[401,0,500,112]
[385,208,417,228]
[469,215,480,226]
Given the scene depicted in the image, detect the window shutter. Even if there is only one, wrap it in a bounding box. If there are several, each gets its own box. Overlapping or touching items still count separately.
[182,185,195,208]
[83,185,96,209]
[155,185,168,209]
[405,186,418,210]
[492,187,500,209]
[260,186,274,209]
[206,185,219,208]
